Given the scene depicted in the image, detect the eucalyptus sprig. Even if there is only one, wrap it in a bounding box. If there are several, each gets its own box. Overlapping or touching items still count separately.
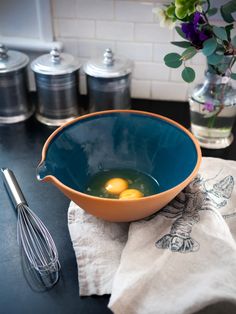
[156,0,236,83]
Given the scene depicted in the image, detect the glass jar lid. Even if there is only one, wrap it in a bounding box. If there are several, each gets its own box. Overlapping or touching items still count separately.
[31,48,81,75]
[83,48,133,78]
[0,44,29,73]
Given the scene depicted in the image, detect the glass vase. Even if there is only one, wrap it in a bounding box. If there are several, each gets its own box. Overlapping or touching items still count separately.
[189,69,236,149]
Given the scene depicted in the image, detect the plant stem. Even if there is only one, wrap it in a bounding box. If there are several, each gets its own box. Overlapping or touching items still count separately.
[229,55,236,73]
[205,0,210,14]
[207,75,228,129]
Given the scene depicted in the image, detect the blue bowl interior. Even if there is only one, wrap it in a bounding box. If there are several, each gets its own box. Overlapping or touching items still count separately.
[40,112,198,194]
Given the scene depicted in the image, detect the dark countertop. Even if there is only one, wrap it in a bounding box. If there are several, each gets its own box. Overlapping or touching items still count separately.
[0,98,236,314]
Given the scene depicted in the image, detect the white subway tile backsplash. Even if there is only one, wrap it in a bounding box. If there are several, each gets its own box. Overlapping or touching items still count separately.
[77,39,115,58]
[191,66,206,82]
[74,20,96,38]
[191,52,206,66]
[116,42,152,61]
[80,73,87,95]
[53,19,60,38]
[76,0,114,20]
[134,62,169,81]
[57,19,95,38]
[135,23,173,43]
[28,66,36,91]
[151,81,188,101]
[115,1,154,22]
[96,21,133,41]
[52,0,207,101]
[78,57,89,74]
[173,30,185,42]
[131,80,151,99]
[56,19,77,37]
[59,38,78,55]
[52,0,76,18]
[170,67,184,83]
[153,43,178,62]
[232,80,236,89]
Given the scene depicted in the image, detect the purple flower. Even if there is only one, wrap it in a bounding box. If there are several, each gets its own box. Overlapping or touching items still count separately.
[193,12,202,29]
[199,32,209,42]
[203,102,215,112]
[181,12,210,48]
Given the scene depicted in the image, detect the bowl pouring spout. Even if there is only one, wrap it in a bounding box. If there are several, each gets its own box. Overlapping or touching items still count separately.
[36,161,50,181]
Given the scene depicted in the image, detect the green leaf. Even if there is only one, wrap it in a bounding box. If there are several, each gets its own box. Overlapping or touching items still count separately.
[175,26,186,40]
[181,47,197,60]
[220,0,236,23]
[202,38,217,56]
[182,67,195,83]
[231,73,236,80]
[164,53,183,68]
[215,47,224,55]
[232,35,236,48]
[208,8,218,16]
[212,26,228,41]
[207,53,224,65]
[208,64,217,74]
[171,41,192,48]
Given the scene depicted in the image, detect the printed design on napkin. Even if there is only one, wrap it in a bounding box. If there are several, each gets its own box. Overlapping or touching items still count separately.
[203,171,234,208]
[155,173,234,254]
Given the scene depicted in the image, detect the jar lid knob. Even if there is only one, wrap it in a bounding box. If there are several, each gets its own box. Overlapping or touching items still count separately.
[103,48,114,66]
[50,48,61,63]
[0,44,8,60]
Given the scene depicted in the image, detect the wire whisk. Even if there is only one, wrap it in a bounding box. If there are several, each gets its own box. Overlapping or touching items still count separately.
[1,168,60,289]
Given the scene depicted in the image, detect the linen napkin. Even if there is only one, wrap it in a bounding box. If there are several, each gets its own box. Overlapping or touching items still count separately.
[68,202,129,295]
[68,157,236,314]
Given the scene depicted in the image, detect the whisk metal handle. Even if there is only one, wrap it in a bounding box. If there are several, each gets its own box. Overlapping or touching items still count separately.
[1,168,28,208]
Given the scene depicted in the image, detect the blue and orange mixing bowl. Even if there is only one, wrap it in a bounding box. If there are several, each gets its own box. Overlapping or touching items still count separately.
[37,110,201,222]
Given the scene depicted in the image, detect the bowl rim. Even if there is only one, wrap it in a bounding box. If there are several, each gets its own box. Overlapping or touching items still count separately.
[37,109,202,203]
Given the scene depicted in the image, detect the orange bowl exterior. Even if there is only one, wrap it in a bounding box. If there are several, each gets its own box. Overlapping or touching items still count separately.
[38,110,202,222]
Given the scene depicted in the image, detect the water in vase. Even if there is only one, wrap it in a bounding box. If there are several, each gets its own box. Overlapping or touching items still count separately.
[189,98,236,139]
[189,70,236,149]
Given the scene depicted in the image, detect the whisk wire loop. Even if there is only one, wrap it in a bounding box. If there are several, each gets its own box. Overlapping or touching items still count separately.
[1,168,60,288]
[17,204,60,274]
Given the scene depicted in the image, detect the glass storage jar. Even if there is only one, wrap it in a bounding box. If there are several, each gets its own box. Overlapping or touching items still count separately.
[83,48,133,112]
[31,48,81,126]
[0,44,32,124]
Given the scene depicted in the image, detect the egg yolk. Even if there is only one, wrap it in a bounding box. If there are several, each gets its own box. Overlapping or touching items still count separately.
[119,189,144,200]
[105,178,128,195]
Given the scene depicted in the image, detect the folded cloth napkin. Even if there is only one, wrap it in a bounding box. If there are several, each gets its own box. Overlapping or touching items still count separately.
[68,157,236,314]
[68,202,129,295]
